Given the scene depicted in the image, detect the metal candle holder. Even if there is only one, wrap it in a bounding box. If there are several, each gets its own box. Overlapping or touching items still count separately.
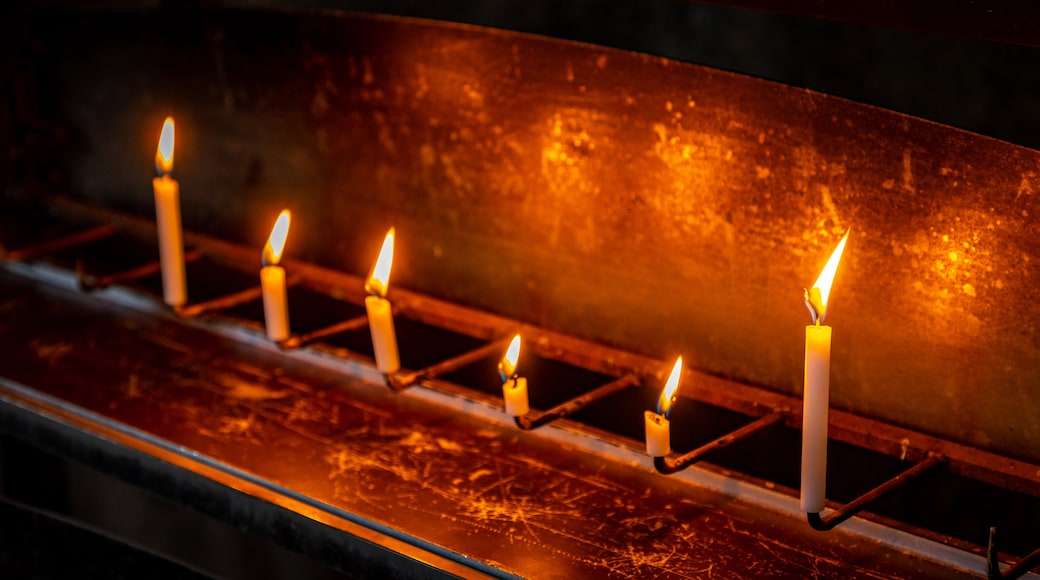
[7,203,1040,572]
[987,527,1040,580]
[806,452,946,531]
[513,374,640,430]
[386,338,511,392]
[653,411,786,474]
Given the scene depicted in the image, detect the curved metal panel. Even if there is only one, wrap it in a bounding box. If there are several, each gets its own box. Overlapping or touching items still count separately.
[28,8,1040,463]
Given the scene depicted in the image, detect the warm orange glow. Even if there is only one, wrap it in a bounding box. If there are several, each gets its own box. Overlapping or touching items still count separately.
[657,356,683,416]
[262,210,291,266]
[365,228,395,297]
[810,229,851,322]
[499,334,522,379]
[155,117,175,175]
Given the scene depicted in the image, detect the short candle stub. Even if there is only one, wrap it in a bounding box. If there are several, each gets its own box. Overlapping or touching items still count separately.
[644,410,671,457]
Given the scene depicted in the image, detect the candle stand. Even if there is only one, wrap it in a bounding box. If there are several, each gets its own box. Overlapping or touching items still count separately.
[79,249,204,292]
[653,411,786,475]
[806,452,946,531]
[5,225,118,261]
[386,338,512,392]
[988,527,1040,580]
[279,315,371,350]
[174,276,301,319]
[513,374,640,430]
[3,196,1040,578]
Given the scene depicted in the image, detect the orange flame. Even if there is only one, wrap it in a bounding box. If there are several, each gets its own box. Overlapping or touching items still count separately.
[810,229,851,323]
[657,356,683,416]
[262,210,291,266]
[499,334,522,380]
[365,228,395,297]
[155,117,175,176]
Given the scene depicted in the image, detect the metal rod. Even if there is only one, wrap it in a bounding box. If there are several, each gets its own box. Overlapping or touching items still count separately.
[388,338,512,391]
[807,453,946,531]
[988,527,1040,580]
[5,224,118,261]
[175,276,300,318]
[514,374,641,430]
[280,315,371,350]
[78,249,204,290]
[653,412,787,474]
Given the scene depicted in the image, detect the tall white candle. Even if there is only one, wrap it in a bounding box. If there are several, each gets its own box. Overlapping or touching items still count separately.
[152,117,187,306]
[644,356,683,457]
[800,229,850,513]
[261,210,291,341]
[365,228,400,374]
[498,335,529,416]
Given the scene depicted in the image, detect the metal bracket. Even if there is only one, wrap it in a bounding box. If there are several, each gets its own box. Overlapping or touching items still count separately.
[807,452,946,531]
[514,374,640,430]
[386,338,512,392]
[653,412,786,475]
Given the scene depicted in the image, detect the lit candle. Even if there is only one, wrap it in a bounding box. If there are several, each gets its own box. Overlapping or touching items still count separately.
[260,210,291,341]
[152,117,187,306]
[498,334,529,416]
[644,356,683,457]
[365,228,400,374]
[800,229,850,513]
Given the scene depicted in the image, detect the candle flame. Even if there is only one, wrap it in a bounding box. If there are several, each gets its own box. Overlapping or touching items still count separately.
[657,356,683,417]
[155,117,175,176]
[499,334,522,381]
[262,210,291,266]
[365,228,395,297]
[806,229,850,324]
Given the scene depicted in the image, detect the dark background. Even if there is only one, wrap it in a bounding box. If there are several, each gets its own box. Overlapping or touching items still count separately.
[27,0,1036,149]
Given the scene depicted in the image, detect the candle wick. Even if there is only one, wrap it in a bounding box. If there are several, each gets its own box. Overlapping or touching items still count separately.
[657,395,675,418]
[803,287,822,325]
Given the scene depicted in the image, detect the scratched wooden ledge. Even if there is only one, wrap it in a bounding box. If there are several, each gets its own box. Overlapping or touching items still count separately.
[0,268,980,579]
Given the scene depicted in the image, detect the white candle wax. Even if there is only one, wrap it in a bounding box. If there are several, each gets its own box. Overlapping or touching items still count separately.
[260,265,289,341]
[152,175,187,306]
[503,376,529,416]
[365,295,400,373]
[800,323,832,513]
[644,410,671,456]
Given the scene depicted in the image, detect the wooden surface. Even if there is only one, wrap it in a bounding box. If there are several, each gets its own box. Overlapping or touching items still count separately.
[0,267,981,578]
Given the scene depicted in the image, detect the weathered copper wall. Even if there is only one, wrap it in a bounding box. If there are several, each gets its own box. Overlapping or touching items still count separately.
[25,9,1040,463]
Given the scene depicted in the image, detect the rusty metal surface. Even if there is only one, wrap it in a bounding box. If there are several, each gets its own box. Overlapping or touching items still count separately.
[0,268,982,579]
[17,8,1040,467]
